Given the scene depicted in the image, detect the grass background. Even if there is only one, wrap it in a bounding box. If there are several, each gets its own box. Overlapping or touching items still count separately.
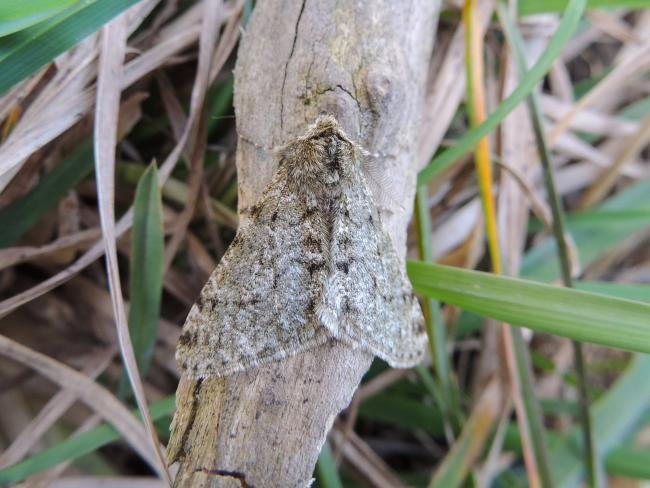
[0,0,649,486]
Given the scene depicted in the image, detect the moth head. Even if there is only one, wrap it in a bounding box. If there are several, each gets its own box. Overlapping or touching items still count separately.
[277,115,361,185]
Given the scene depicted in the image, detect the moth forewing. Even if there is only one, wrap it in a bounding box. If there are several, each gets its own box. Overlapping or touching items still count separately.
[176,115,426,378]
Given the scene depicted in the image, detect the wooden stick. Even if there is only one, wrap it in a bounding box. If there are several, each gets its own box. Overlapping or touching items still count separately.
[168,0,437,485]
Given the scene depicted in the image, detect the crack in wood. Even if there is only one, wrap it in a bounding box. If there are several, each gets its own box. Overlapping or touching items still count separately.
[177,378,203,461]
[198,468,255,488]
[280,0,307,130]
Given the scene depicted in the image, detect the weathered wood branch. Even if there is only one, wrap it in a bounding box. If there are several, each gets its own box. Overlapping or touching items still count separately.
[168,1,437,486]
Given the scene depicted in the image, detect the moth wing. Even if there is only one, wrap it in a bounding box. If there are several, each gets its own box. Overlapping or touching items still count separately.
[177,177,332,378]
[321,173,427,368]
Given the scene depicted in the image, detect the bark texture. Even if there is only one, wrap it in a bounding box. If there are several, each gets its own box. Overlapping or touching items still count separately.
[168,1,437,486]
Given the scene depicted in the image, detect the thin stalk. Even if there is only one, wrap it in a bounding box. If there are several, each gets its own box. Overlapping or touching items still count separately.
[497,3,598,486]
[462,0,502,275]
[316,441,344,488]
[509,326,555,487]
[429,379,504,488]
[417,0,587,185]
[414,186,449,384]
[414,186,460,440]
[463,1,555,487]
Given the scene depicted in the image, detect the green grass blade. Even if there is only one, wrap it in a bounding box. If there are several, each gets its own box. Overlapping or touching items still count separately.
[529,209,650,233]
[428,386,496,488]
[0,0,141,95]
[509,327,556,488]
[0,141,93,248]
[417,0,586,185]
[243,0,254,26]
[527,221,650,487]
[576,282,650,303]
[524,181,650,487]
[429,426,477,488]
[605,446,650,479]
[206,77,234,136]
[522,179,650,281]
[414,186,449,385]
[359,393,444,437]
[519,0,650,16]
[0,0,79,37]
[127,163,164,375]
[315,442,344,488]
[550,354,650,487]
[0,396,175,485]
[497,4,596,484]
[503,419,650,480]
[407,261,650,354]
[414,185,461,437]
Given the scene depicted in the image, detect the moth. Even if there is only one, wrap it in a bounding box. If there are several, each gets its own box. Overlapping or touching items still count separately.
[177,115,426,377]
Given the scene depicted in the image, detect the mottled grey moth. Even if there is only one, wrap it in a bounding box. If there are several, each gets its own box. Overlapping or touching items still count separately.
[177,115,426,378]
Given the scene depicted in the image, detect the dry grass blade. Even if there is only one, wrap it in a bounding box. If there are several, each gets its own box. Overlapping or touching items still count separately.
[547,43,650,145]
[93,11,170,485]
[0,335,160,474]
[0,1,206,196]
[25,414,103,488]
[463,3,556,486]
[586,10,639,44]
[0,0,238,321]
[477,399,514,488]
[208,0,244,83]
[161,177,238,228]
[329,427,409,488]
[549,59,574,103]
[0,67,49,124]
[157,0,235,186]
[430,378,505,487]
[0,229,124,318]
[495,161,552,230]
[162,129,207,271]
[4,1,649,484]
[161,0,223,272]
[0,348,115,468]
[496,12,557,488]
[578,113,650,209]
[122,27,201,88]
[48,476,165,488]
[463,0,501,274]
[553,132,647,179]
[540,94,639,137]
[418,0,495,170]
[0,228,101,270]
[500,326,542,487]
[156,73,186,140]
[0,37,99,193]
